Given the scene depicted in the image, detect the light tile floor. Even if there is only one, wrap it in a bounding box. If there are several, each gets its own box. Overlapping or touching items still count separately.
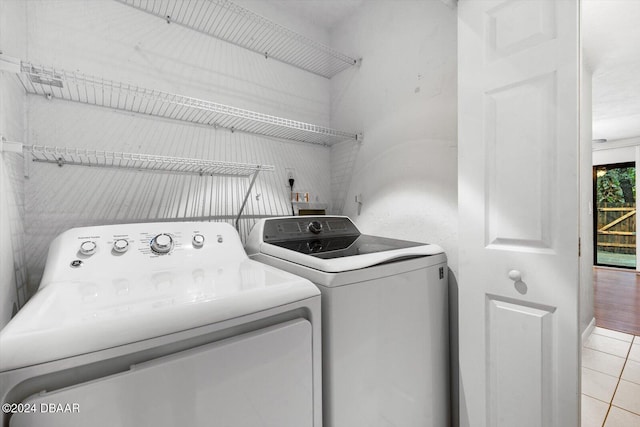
[582,327,640,426]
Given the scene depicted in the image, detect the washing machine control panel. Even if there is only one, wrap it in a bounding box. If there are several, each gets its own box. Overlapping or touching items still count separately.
[262,216,360,243]
[73,231,199,258]
[44,222,246,285]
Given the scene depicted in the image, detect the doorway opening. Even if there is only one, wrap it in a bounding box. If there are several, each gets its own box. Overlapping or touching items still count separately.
[593,162,636,269]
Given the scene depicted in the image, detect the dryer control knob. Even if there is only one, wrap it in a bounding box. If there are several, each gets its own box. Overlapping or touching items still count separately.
[192,234,205,248]
[308,220,323,234]
[113,239,129,253]
[151,234,173,254]
[79,241,97,256]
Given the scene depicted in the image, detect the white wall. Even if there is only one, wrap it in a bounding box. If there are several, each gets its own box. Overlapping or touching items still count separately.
[328,2,458,425]
[329,0,458,273]
[0,0,28,327]
[580,60,594,336]
[593,138,639,165]
[21,0,336,291]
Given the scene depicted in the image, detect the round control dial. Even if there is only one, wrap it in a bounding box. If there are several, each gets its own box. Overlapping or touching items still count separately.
[308,220,323,234]
[192,234,205,248]
[79,241,97,256]
[113,239,129,253]
[150,234,173,254]
[307,240,323,253]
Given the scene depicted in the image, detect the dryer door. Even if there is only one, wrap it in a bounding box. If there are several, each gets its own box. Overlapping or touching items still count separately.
[10,319,313,427]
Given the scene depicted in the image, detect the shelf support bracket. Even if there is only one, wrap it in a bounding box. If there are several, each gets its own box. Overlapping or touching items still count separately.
[1,137,24,153]
[1,137,30,178]
[235,167,262,231]
[0,53,21,74]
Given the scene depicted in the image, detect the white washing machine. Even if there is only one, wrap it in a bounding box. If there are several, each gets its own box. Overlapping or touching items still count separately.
[0,222,321,427]
[246,216,449,427]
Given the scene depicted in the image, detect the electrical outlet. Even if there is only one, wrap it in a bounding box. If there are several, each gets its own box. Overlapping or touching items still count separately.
[285,168,295,180]
[285,168,295,188]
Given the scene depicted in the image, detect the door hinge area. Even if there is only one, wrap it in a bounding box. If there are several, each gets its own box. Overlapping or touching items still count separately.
[439,267,444,280]
[579,238,581,257]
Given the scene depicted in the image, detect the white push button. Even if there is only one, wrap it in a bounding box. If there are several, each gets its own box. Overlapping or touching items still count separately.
[79,241,97,256]
[192,234,205,248]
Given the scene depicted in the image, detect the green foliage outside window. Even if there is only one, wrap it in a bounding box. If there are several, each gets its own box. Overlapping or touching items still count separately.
[596,167,636,204]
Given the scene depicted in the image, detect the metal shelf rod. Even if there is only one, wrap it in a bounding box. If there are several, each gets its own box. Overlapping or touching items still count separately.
[22,144,275,177]
[115,0,358,78]
[4,140,276,229]
[16,60,360,146]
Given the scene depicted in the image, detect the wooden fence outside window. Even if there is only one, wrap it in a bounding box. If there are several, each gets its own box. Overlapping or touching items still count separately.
[597,203,636,254]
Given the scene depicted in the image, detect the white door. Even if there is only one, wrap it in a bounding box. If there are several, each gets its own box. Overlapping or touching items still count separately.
[458,0,581,426]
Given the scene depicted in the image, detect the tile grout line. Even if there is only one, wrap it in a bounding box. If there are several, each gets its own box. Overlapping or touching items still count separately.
[582,331,640,426]
[580,358,615,424]
[587,331,635,360]
[601,335,636,426]
[601,402,612,427]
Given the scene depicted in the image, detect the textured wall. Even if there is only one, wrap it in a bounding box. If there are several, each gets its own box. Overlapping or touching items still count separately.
[0,0,28,327]
[329,4,458,424]
[329,0,458,273]
[21,0,336,293]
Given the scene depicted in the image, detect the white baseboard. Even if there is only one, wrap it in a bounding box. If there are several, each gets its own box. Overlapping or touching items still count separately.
[582,317,596,344]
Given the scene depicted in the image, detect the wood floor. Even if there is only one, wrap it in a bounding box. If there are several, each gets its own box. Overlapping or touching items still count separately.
[593,267,640,336]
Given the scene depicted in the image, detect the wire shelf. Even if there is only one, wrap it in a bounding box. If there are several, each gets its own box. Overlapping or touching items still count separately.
[17,62,360,146]
[115,0,358,78]
[26,144,275,176]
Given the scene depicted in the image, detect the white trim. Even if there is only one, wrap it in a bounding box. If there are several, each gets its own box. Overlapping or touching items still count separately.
[636,146,640,270]
[582,317,596,345]
[592,136,640,152]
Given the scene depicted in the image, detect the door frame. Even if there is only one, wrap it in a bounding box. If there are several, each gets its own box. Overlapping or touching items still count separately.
[592,161,636,269]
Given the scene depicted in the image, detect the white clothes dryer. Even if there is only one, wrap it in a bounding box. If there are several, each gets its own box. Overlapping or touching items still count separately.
[0,222,321,427]
[246,216,449,427]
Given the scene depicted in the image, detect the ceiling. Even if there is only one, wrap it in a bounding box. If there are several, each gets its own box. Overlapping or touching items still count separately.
[278,0,640,143]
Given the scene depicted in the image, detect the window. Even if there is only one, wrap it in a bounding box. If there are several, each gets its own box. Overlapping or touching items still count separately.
[593,162,636,268]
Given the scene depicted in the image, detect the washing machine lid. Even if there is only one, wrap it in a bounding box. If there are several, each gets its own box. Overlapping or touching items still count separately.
[0,222,319,372]
[261,239,443,273]
[248,216,444,273]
